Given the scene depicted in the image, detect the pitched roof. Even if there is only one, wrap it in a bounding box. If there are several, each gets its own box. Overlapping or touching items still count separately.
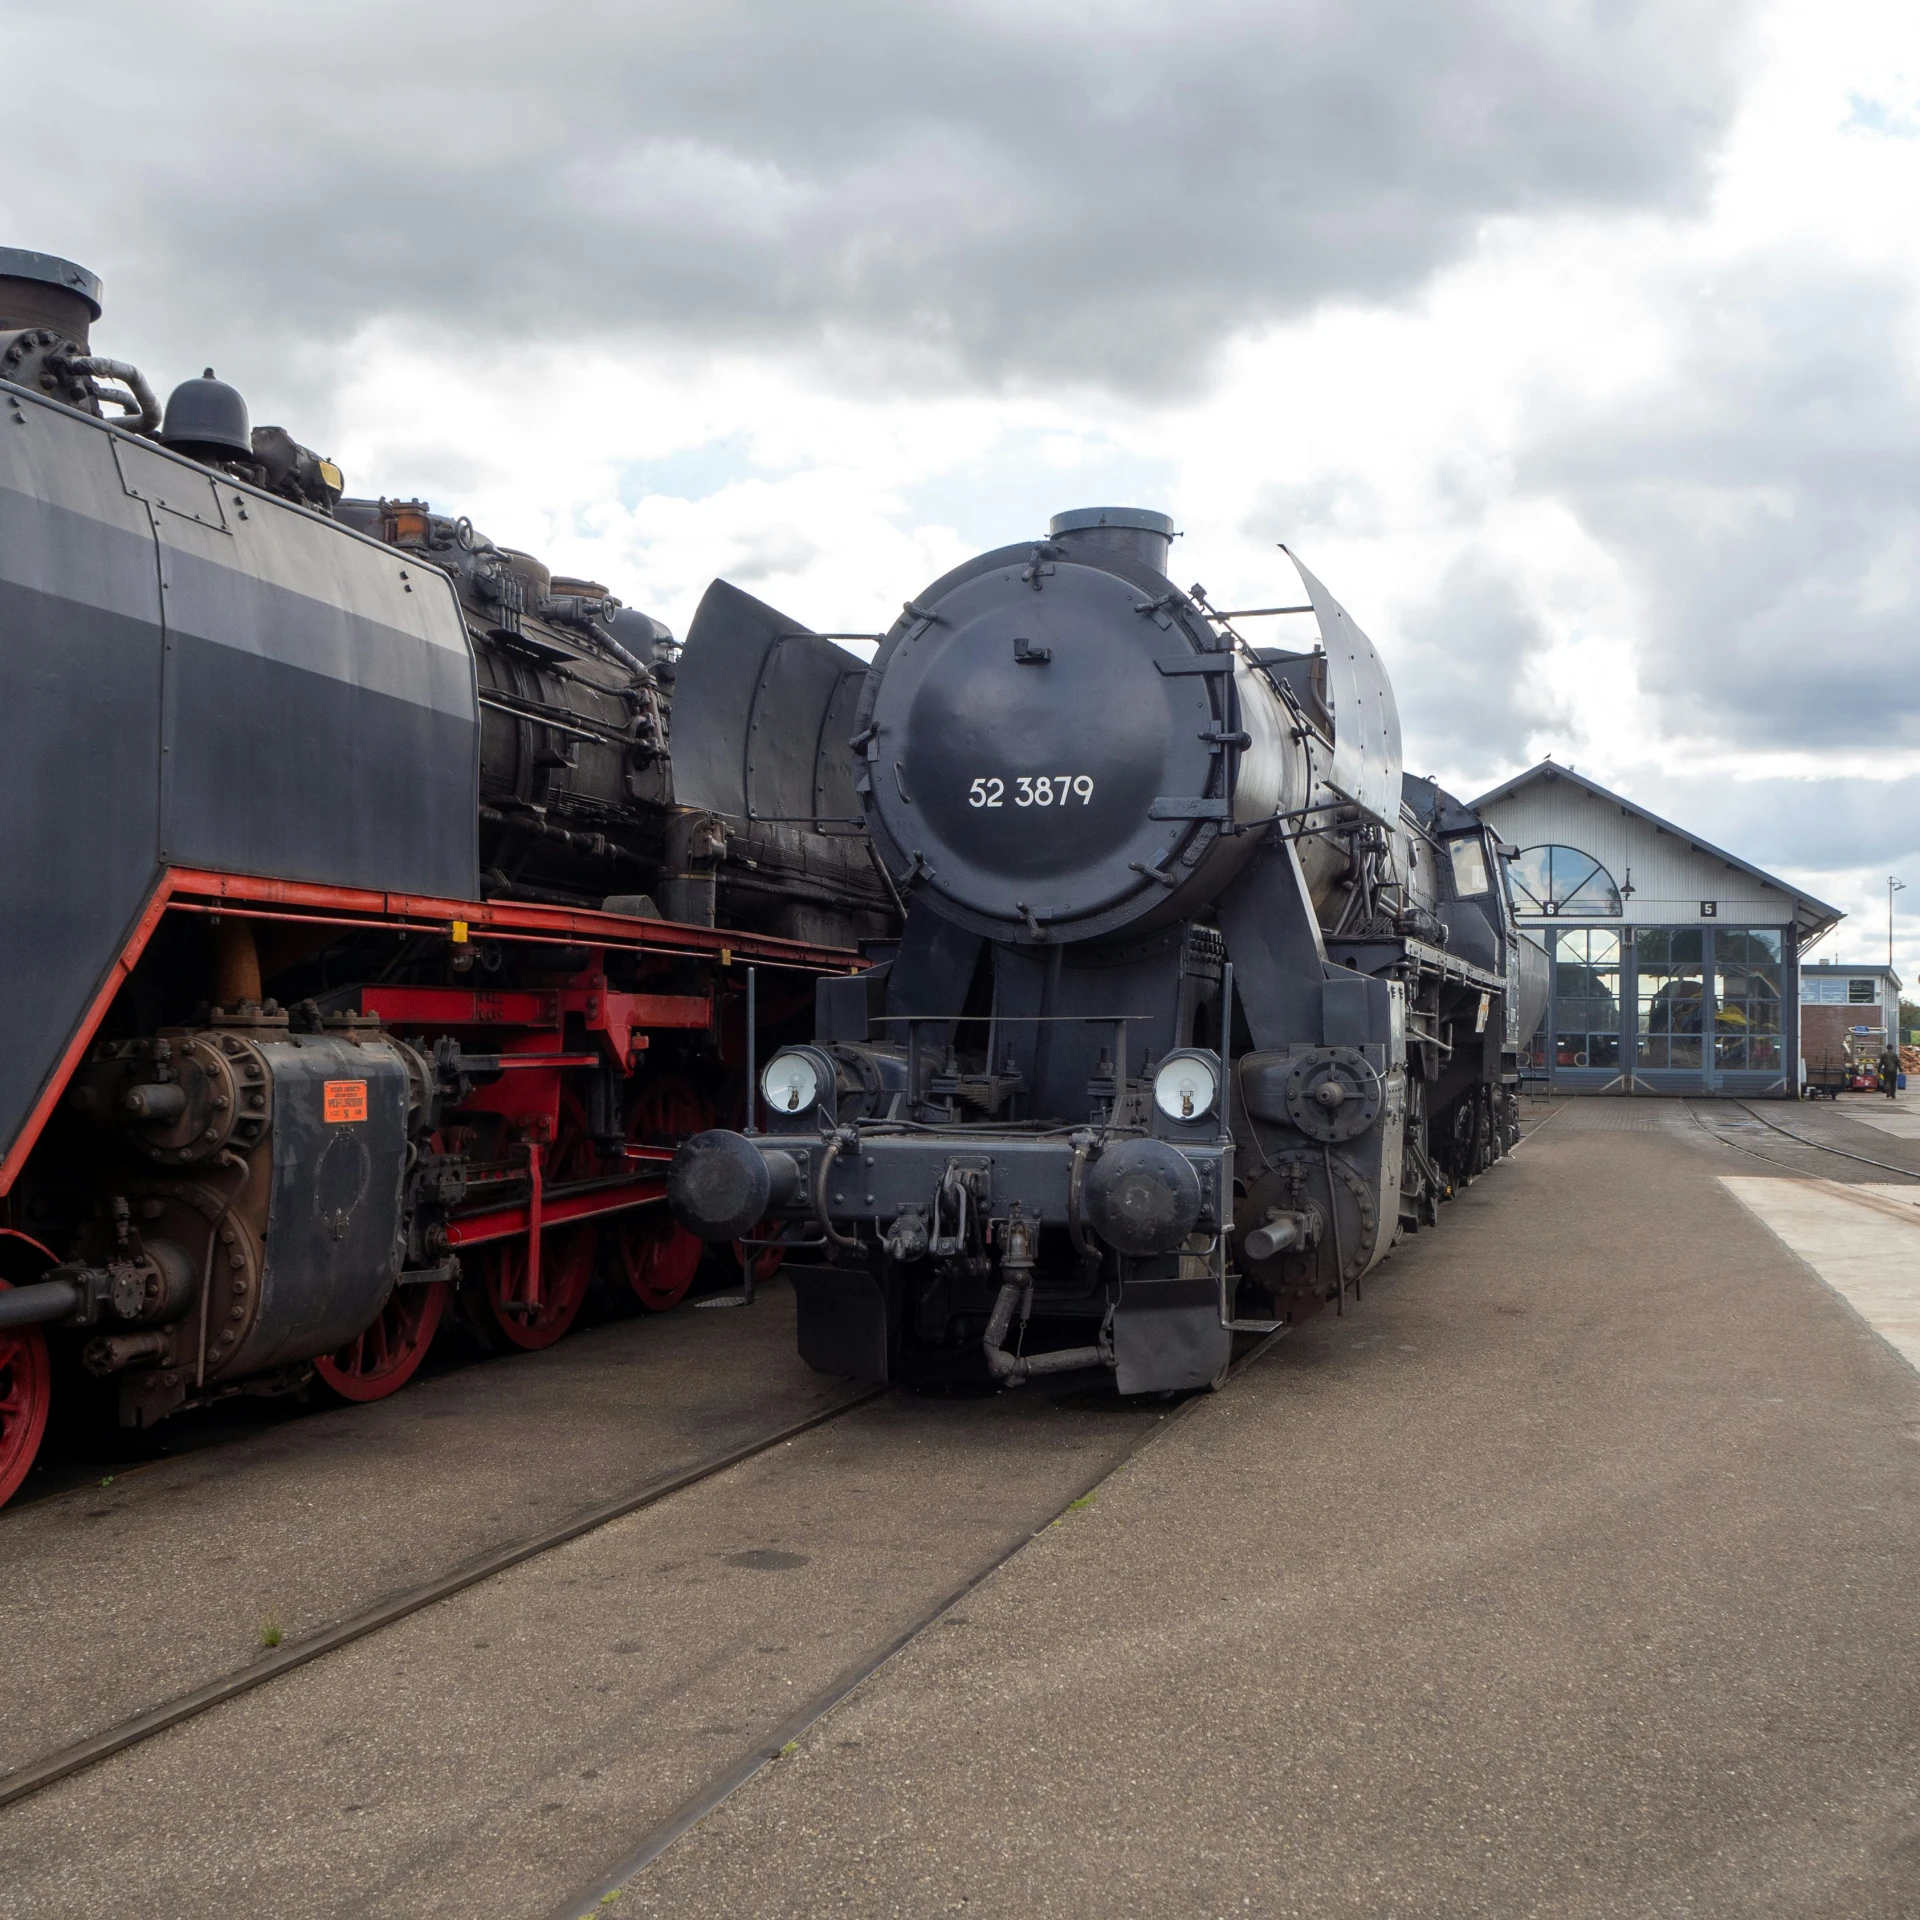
[1467,760,1845,948]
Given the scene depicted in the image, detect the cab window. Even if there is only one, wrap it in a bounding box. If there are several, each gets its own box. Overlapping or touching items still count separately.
[1449,836,1489,897]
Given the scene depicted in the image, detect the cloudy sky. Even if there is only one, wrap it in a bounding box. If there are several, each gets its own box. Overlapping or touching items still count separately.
[14,0,1920,980]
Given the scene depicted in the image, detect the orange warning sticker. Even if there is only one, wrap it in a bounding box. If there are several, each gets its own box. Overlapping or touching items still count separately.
[323,1080,368,1124]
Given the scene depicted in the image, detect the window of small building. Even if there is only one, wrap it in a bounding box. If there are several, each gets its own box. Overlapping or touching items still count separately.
[1511,844,1622,917]
[1714,930,1783,1073]
[1636,928,1704,1069]
[1849,977,1877,1004]
[1553,927,1621,1069]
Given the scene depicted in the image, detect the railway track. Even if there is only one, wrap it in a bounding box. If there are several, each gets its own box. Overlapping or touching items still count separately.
[2,1119,1574,1913]
[0,1321,1289,1920]
[9,1095,1562,1915]
[0,1382,884,1814]
[1683,1098,1920,1184]
[0,1112,1536,1859]
[553,1324,1288,1919]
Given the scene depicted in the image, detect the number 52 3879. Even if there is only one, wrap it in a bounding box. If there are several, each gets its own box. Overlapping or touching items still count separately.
[968,776,1094,808]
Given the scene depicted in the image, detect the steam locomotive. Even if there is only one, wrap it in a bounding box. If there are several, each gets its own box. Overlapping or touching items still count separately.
[669,508,1549,1392]
[0,247,892,1505]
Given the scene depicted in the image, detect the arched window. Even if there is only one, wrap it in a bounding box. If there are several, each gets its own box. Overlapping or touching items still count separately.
[1510,844,1622,917]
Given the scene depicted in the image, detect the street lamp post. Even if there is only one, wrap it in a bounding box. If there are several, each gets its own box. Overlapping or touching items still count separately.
[1891,876,1907,973]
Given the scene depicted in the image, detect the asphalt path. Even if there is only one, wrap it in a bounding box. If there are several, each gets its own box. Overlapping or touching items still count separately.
[622,1102,1920,1919]
[0,1291,1159,1917]
[7,1100,1919,1917]
[0,1278,854,1781]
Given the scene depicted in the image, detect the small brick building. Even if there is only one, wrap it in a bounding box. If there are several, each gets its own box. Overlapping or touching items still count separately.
[1799,963,1903,1072]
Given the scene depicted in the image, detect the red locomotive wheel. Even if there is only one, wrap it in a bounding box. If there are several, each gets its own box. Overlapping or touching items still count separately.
[546,1088,602,1185]
[313,1278,451,1403]
[618,1209,704,1312]
[614,1077,717,1309]
[477,1096,603,1350]
[733,1225,789,1283]
[0,1287,53,1509]
[481,1227,596,1350]
[626,1077,711,1150]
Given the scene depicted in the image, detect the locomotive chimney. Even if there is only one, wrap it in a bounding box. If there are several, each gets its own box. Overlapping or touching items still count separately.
[0,246,101,346]
[1047,506,1176,577]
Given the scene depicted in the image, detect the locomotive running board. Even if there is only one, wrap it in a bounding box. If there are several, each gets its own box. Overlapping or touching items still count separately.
[0,865,863,1196]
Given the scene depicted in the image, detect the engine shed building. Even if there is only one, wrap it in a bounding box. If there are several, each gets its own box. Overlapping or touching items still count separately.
[1470,762,1844,1098]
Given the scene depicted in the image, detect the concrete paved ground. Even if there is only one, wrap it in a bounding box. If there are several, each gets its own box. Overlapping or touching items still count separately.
[622,1102,1920,1919]
[1725,1178,1920,1371]
[1737,1088,1920,1173]
[1813,1089,1920,1143]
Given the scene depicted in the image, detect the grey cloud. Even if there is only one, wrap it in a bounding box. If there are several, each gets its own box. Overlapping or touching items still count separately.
[10,0,1756,398]
[716,526,825,586]
[1388,552,1564,774]
[1244,470,1386,543]
[1624,770,1920,880]
[1521,255,1920,750]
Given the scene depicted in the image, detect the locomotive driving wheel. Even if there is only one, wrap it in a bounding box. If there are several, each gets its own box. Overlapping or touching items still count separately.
[618,1211,705,1311]
[629,1077,711,1151]
[1446,1090,1491,1184]
[618,1078,711,1312]
[480,1230,596,1350]
[0,1235,57,1507]
[483,1092,599,1349]
[313,1278,450,1403]
[0,1311,50,1507]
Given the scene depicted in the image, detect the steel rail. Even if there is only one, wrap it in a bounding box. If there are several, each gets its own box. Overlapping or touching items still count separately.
[0,1384,885,1814]
[1681,1102,1920,1257]
[1728,1098,1920,1181]
[555,1325,1293,1918]
[1681,1099,1920,1183]
[1681,1101,1823,1176]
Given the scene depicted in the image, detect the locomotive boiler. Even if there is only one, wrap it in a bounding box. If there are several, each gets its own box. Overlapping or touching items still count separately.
[670,507,1549,1391]
[0,246,890,1505]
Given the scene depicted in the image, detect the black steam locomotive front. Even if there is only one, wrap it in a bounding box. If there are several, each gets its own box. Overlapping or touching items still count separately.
[668,505,1523,1393]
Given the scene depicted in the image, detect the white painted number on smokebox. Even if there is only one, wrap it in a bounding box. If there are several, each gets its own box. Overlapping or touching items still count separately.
[968,777,1094,808]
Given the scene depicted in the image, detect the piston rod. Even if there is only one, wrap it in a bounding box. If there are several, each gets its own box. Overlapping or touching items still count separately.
[0,1277,82,1329]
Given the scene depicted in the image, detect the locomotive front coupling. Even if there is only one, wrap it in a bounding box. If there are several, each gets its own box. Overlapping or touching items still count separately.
[669,1119,1221,1259]
[667,1044,1255,1392]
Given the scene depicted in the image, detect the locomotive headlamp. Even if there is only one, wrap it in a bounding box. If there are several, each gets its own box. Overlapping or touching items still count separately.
[761,1050,822,1117]
[1152,1051,1219,1123]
